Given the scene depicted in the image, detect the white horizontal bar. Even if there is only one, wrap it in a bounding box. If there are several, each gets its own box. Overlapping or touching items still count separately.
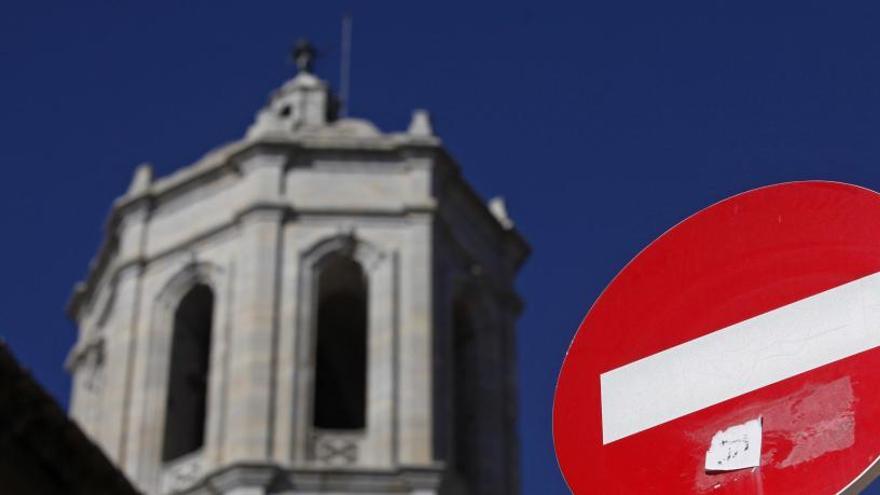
[601,270,880,445]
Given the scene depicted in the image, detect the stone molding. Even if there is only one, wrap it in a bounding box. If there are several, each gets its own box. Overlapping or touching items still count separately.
[160,449,206,494]
[154,260,224,311]
[65,131,532,325]
[65,333,105,372]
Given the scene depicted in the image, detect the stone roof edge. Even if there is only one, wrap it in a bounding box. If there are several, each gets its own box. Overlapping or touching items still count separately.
[66,133,445,322]
[432,147,531,270]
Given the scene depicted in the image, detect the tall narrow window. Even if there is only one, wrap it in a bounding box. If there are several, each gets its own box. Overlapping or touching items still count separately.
[313,254,368,430]
[162,284,213,462]
[453,300,478,488]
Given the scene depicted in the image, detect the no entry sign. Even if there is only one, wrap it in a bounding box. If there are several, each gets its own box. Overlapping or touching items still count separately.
[554,182,880,494]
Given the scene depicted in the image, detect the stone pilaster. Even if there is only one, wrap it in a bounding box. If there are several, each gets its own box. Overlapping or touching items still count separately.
[99,263,143,461]
[398,214,434,465]
[103,201,150,467]
[221,152,286,465]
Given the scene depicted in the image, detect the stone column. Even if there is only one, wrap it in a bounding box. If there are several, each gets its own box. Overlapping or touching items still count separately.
[271,222,302,463]
[398,214,434,465]
[205,265,232,468]
[101,264,143,463]
[102,201,149,469]
[223,153,285,463]
[473,295,505,495]
[500,299,521,495]
[361,246,396,467]
[121,267,162,493]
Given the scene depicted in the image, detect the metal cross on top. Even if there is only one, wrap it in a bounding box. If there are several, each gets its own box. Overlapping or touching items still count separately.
[292,39,316,73]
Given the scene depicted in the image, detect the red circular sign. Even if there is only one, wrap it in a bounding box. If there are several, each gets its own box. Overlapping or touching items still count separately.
[554,182,880,494]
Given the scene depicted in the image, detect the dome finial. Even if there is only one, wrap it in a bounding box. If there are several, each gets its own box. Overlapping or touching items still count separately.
[291,38,316,73]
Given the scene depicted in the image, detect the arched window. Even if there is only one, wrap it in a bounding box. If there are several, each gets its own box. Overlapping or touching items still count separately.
[452,299,478,488]
[162,284,213,462]
[313,254,368,430]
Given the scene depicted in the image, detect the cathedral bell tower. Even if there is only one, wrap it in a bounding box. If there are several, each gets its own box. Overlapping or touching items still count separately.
[65,41,530,495]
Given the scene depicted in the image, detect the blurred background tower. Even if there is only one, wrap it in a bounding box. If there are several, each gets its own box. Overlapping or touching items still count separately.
[65,41,529,495]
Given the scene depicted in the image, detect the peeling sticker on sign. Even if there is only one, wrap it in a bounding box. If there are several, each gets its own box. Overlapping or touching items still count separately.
[773,377,854,468]
[692,377,856,493]
[705,417,762,472]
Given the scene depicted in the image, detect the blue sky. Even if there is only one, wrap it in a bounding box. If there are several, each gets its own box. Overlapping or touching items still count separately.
[4,2,880,493]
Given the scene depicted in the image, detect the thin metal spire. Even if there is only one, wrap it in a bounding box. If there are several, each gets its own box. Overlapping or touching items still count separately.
[339,13,353,117]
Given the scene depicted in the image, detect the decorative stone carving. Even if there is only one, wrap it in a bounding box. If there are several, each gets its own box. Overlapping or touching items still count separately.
[127,162,154,197]
[488,196,514,230]
[313,432,361,466]
[83,344,105,394]
[160,452,205,495]
[407,109,434,137]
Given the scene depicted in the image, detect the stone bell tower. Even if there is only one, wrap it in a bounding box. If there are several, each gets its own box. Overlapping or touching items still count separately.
[65,41,529,495]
